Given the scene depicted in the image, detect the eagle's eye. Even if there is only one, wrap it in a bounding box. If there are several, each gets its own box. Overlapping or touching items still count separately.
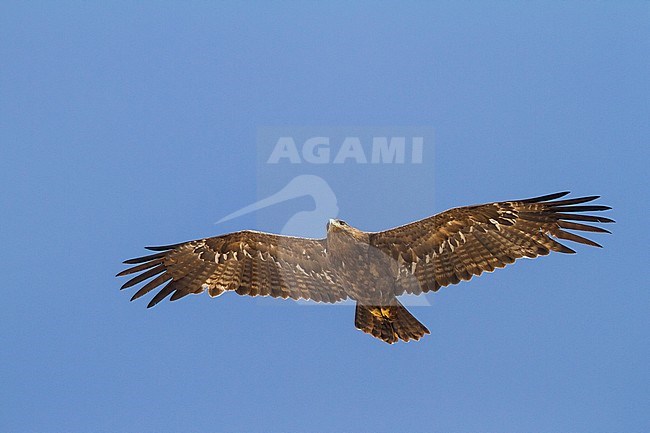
[339,220,347,226]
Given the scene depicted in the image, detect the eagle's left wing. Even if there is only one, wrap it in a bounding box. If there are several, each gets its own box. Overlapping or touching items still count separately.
[118,230,348,307]
[370,192,613,295]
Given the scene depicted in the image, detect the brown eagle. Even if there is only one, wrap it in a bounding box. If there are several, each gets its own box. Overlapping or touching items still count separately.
[118,192,613,344]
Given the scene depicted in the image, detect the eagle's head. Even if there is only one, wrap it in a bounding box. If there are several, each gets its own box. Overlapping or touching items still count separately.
[326,219,368,244]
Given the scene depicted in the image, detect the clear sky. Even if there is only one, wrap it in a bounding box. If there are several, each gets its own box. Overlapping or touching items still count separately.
[1,2,648,433]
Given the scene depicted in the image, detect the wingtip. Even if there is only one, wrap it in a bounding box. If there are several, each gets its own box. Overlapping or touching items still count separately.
[115,269,136,278]
[122,251,168,264]
[145,244,179,251]
[520,191,571,203]
[120,280,135,290]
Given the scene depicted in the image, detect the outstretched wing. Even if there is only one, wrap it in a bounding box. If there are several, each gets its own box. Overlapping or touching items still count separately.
[117,231,347,307]
[370,192,614,295]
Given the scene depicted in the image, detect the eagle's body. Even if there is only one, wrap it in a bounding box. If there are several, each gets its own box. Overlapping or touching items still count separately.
[327,220,393,303]
[118,192,613,344]
[327,220,429,342]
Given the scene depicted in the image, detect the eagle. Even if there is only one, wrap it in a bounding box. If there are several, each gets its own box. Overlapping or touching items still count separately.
[118,192,613,344]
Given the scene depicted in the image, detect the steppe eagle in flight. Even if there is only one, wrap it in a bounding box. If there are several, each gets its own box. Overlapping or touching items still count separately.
[118,192,613,344]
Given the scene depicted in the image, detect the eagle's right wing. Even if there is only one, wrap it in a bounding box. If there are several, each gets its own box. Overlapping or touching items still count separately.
[370,192,613,295]
[117,231,348,307]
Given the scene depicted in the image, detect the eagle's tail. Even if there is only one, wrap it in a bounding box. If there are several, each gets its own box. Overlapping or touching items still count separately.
[354,299,430,344]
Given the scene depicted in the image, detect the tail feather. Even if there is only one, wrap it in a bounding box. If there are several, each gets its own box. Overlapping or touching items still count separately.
[354,299,430,344]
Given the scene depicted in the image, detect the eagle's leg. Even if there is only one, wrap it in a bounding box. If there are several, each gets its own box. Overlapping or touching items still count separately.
[354,298,430,344]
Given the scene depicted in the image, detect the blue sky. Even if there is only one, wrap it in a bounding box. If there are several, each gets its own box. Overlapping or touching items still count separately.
[1,2,648,432]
